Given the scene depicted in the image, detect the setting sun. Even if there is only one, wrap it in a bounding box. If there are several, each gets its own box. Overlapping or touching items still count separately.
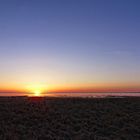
[34,90,41,96]
[26,84,47,97]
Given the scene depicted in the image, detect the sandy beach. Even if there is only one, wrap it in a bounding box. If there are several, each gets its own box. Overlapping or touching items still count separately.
[0,96,139,140]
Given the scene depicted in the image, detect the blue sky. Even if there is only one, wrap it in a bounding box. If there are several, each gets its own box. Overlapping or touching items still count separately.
[0,0,140,92]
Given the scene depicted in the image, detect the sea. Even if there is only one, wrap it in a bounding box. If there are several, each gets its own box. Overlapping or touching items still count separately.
[0,92,140,98]
[49,92,140,98]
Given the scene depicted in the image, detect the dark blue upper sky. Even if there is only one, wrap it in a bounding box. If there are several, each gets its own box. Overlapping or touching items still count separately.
[0,0,140,90]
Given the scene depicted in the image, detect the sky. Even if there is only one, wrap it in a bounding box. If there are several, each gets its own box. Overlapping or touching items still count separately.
[0,0,140,94]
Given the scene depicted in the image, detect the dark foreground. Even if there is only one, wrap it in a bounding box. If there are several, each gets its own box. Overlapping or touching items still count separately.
[0,97,140,140]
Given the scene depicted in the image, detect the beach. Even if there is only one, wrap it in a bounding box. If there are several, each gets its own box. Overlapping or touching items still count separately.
[0,96,139,139]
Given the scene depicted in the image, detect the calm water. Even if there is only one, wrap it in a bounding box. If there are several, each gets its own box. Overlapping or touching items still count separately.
[0,92,140,97]
[48,92,140,98]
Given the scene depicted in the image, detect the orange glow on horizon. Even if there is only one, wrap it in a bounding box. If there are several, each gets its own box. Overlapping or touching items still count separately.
[0,82,140,95]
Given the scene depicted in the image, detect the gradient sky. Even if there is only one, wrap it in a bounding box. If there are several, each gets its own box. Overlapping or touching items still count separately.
[0,0,140,93]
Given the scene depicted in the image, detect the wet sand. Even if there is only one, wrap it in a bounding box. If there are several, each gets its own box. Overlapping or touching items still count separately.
[0,96,139,140]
